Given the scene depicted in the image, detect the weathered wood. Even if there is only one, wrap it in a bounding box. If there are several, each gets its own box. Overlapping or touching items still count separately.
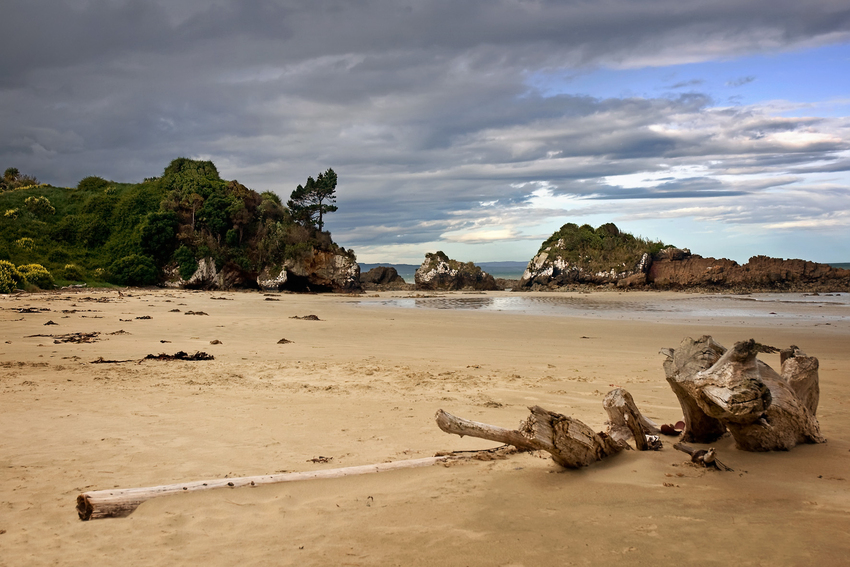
[660,337,728,443]
[77,456,449,521]
[436,407,626,469]
[780,346,819,415]
[662,337,825,451]
[673,442,732,471]
[434,409,539,451]
[602,388,661,450]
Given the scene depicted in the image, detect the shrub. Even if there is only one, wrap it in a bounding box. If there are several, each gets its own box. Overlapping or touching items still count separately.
[17,264,53,289]
[62,264,85,281]
[4,209,18,219]
[109,255,158,286]
[15,237,34,251]
[77,176,110,192]
[24,196,55,217]
[0,260,24,293]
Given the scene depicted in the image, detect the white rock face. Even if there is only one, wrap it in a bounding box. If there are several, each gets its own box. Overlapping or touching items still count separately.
[519,247,651,288]
[257,266,288,290]
[188,258,218,287]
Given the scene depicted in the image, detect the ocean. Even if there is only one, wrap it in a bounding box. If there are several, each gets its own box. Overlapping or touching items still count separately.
[359,261,528,283]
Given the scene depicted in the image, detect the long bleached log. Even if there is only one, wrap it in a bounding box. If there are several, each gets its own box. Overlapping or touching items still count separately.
[77,456,449,521]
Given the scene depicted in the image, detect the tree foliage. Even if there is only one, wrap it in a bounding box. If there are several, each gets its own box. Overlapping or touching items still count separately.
[287,168,338,231]
[0,158,349,287]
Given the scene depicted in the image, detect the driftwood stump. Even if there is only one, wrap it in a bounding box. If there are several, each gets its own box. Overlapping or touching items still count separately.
[602,388,662,450]
[436,405,627,469]
[661,336,825,451]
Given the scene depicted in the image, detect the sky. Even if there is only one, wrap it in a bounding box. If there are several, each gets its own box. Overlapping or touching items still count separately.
[2,0,850,265]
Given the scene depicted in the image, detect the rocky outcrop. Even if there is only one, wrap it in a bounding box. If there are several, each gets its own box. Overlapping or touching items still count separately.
[414,251,498,291]
[519,250,651,288]
[520,244,850,292]
[648,251,850,291]
[361,266,404,286]
[164,258,257,290]
[360,266,410,291]
[518,222,658,289]
[164,248,360,293]
[258,248,360,293]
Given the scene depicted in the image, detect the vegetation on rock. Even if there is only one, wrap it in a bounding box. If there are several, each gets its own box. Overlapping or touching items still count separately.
[537,222,668,273]
[0,158,352,288]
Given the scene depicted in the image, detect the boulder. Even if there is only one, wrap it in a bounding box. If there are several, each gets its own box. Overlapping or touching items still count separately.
[414,252,498,291]
[361,266,405,286]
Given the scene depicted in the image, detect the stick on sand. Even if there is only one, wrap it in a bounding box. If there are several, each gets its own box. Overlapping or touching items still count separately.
[77,456,449,520]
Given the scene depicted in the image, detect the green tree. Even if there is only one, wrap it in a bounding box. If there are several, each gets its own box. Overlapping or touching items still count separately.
[287,168,338,232]
[139,210,179,265]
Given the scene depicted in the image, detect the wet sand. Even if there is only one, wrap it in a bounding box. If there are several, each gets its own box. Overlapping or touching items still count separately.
[2,289,849,566]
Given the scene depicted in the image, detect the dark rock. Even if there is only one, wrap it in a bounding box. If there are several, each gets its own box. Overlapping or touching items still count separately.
[648,253,850,291]
[414,252,498,291]
[361,266,404,285]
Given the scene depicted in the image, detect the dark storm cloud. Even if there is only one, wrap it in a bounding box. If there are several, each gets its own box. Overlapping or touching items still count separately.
[1,0,849,254]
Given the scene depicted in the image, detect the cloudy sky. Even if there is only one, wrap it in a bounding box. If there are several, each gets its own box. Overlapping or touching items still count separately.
[3,0,850,264]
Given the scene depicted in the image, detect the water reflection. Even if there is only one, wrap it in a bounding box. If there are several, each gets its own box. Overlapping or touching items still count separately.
[356,293,850,321]
[364,295,669,315]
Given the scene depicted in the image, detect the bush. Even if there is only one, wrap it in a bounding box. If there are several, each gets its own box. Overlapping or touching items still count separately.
[109,255,158,286]
[77,176,110,192]
[24,196,55,217]
[17,264,53,289]
[62,264,85,281]
[0,260,24,293]
[15,237,34,251]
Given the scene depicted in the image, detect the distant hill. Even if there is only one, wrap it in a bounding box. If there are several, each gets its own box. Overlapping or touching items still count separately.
[0,158,354,289]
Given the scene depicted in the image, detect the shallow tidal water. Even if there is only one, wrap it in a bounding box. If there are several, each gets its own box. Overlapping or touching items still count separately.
[355,292,850,323]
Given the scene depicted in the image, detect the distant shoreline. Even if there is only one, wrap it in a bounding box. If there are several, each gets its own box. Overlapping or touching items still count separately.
[361,260,850,284]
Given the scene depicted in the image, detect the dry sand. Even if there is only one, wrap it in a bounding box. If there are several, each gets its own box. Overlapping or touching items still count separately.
[1,289,849,566]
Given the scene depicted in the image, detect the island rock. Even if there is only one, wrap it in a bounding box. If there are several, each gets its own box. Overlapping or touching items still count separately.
[415,252,498,291]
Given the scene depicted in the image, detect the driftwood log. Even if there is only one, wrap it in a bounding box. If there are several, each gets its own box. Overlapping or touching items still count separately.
[673,442,732,471]
[77,456,449,520]
[602,388,662,450]
[661,336,825,451]
[436,405,627,469]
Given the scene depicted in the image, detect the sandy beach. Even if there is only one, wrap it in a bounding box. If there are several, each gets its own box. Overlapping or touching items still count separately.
[2,288,849,566]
